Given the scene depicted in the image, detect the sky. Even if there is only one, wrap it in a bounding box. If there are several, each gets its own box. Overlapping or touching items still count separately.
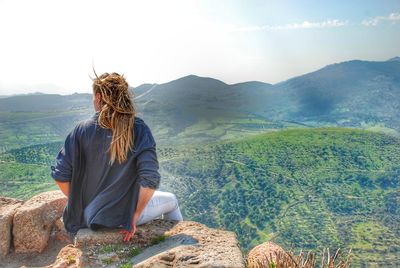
[0,0,399,95]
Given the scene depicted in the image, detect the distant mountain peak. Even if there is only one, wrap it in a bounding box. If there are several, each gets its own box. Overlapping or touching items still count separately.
[231,81,272,87]
[182,74,201,79]
[387,56,400,62]
[177,74,224,82]
[165,74,228,87]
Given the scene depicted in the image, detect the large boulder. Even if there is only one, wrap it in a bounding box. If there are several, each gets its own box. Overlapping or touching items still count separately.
[246,241,286,268]
[132,221,246,268]
[13,190,67,253]
[0,196,23,256]
[70,220,245,267]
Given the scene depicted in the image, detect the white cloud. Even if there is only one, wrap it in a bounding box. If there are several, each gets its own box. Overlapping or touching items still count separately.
[362,12,400,26]
[228,19,348,32]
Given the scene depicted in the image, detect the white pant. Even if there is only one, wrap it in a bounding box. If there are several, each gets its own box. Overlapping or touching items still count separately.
[135,190,183,225]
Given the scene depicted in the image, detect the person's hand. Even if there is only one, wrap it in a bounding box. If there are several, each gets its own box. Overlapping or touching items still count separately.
[119,212,140,242]
[119,223,136,242]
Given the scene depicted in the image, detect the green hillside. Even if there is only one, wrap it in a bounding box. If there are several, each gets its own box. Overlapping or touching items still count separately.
[1,127,399,266]
[0,109,91,152]
[158,128,400,267]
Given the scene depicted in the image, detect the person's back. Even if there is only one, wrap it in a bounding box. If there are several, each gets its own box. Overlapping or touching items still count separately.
[51,72,182,241]
[79,114,157,211]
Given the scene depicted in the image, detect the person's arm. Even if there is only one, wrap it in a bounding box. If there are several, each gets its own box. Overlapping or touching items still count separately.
[133,123,161,202]
[132,186,155,223]
[55,181,70,197]
[121,185,156,242]
[51,126,78,197]
[120,123,161,241]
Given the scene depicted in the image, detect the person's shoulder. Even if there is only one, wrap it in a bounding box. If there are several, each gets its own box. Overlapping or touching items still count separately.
[79,114,97,129]
[134,116,145,125]
[69,113,98,137]
[133,116,156,149]
[134,116,151,132]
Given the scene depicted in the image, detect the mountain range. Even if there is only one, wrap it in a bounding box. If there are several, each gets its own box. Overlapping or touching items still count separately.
[0,57,399,151]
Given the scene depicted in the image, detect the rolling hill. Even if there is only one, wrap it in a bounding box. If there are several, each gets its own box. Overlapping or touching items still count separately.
[272,59,400,129]
[0,58,399,152]
[158,128,400,267]
[1,127,399,267]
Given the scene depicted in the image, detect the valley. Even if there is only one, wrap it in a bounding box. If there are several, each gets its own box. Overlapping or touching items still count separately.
[1,57,399,267]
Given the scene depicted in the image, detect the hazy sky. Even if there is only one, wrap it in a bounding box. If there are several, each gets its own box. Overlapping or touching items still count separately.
[0,0,399,95]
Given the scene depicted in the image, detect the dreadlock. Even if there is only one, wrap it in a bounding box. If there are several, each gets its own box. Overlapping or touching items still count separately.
[92,72,136,165]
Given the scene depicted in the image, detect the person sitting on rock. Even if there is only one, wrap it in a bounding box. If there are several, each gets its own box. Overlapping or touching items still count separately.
[50,72,183,242]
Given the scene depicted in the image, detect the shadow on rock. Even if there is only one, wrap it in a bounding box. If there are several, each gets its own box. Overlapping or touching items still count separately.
[132,233,198,265]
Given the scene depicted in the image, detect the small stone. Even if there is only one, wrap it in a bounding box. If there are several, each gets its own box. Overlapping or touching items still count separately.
[160,252,176,262]
[46,244,83,268]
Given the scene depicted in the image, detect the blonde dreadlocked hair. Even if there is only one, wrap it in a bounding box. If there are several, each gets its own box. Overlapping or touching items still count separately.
[92,72,136,165]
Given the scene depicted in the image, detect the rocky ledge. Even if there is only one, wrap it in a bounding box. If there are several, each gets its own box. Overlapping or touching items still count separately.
[0,191,248,267]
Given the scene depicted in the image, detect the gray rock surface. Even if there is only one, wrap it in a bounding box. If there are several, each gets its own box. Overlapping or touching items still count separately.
[75,219,178,248]
[132,233,198,265]
[12,190,67,253]
[0,196,23,256]
[63,220,245,267]
[132,221,245,268]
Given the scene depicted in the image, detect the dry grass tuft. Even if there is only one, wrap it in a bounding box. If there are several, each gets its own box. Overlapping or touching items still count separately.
[247,243,352,268]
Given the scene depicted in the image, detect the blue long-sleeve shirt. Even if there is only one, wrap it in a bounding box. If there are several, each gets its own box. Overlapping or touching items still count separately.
[50,112,161,235]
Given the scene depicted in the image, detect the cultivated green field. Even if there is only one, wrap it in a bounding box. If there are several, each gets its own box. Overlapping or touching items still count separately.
[0,109,91,152]
[1,127,399,267]
[159,128,400,267]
